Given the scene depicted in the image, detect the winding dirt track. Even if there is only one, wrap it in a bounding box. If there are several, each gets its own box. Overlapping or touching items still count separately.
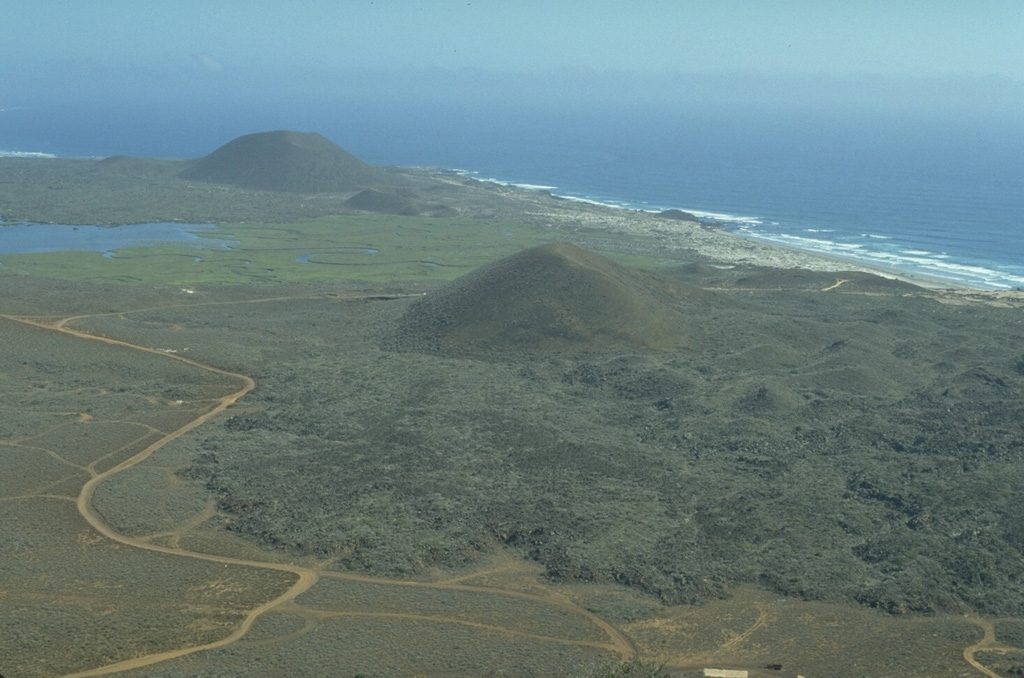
[962,616,1020,678]
[2,298,635,676]
[8,295,1011,678]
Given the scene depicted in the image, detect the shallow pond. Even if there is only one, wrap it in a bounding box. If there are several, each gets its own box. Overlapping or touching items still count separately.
[0,222,238,255]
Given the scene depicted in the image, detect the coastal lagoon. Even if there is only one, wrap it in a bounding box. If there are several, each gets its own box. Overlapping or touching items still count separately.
[0,222,237,258]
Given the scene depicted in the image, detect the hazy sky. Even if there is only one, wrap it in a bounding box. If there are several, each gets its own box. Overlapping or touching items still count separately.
[2,0,1022,145]
[0,2,1021,183]
[4,1,1022,82]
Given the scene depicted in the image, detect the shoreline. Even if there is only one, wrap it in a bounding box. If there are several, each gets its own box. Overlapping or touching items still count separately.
[455,169,1021,293]
[723,228,974,291]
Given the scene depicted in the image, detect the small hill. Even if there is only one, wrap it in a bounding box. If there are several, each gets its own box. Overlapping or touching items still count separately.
[657,208,699,221]
[730,268,923,293]
[397,242,711,354]
[98,154,134,165]
[663,263,923,294]
[179,130,386,193]
[346,188,419,215]
[97,155,178,175]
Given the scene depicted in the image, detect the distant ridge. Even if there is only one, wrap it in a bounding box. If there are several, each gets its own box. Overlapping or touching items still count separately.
[397,242,709,354]
[179,130,386,193]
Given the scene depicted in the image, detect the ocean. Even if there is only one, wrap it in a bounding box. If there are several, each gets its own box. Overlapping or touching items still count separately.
[2,98,1022,289]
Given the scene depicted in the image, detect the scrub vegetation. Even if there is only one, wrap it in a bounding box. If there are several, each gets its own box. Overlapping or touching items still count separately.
[140,256,1024,618]
[3,138,1024,677]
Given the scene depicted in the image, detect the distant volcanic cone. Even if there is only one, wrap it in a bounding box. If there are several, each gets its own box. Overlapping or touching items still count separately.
[397,242,709,354]
[179,130,386,193]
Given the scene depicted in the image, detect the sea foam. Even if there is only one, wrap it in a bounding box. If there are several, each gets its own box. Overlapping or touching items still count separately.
[0,150,57,158]
[740,227,1024,289]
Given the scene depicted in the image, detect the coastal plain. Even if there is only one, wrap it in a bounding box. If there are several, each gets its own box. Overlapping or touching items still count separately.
[2,139,1024,678]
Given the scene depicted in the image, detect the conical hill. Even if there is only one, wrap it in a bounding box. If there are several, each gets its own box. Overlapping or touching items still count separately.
[179,130,386,193]
[397,242,707,354]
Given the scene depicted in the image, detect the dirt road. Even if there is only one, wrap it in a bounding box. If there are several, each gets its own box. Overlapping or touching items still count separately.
[3,300,635,676]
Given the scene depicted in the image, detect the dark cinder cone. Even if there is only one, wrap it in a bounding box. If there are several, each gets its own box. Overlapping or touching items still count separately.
[180,130,386,193]
[397,242,714,354]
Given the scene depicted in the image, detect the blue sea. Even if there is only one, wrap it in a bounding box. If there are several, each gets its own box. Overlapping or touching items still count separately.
[2,98,1022,289]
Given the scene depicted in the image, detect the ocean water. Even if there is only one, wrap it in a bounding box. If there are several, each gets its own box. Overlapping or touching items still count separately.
[3,99,1022,288]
